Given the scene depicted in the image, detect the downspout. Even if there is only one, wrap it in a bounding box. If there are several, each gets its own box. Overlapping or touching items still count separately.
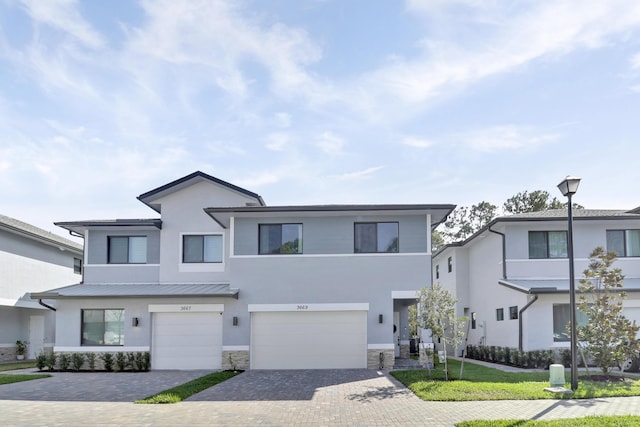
[488,227,506,280]
[38,299,56,311]
[518,294,538,352]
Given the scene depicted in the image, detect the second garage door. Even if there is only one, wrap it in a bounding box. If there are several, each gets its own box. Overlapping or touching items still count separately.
[152,311,222,370]
[250,310,367,369]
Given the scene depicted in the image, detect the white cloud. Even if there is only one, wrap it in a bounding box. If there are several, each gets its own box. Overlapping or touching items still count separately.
[316,131,345,156]
[19,0,105,49]
[461,125,560,152]
[275,112,292,128]
[266,133,290,151]
[400,136,434,148]
[334,166,384,181]
[631,52,640,69]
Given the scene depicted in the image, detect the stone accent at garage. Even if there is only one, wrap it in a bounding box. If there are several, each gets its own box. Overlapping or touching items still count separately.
[367,349,395,369]
[222,350,249,370]
[399,343,410,359]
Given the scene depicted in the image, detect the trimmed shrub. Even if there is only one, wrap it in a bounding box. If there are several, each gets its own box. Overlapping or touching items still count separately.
[71,353,85,371]
[100,353,114,372]
[86,352,96,371]
[58,353,70,371]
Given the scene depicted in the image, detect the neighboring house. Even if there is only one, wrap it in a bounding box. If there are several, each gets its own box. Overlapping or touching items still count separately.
[0,215,83,361]
[432,208,640,356]
[32,171,455,370]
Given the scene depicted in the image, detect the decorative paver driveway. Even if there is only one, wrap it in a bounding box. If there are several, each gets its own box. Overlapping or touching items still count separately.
[2,368,640,426]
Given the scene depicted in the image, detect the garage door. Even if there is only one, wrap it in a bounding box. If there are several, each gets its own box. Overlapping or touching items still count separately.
[251,311,367,369]
[152,311,222,370]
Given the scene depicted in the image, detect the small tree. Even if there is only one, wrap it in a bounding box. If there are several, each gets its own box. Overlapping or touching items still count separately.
[418,284,468,380]
[577,247,640,373]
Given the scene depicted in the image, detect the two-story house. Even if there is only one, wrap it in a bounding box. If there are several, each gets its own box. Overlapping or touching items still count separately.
[1,214,83,361]
[33,171,455,370]
[432,208,640,356]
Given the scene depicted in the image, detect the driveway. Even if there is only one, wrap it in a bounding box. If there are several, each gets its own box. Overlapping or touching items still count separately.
[2,368,640,426]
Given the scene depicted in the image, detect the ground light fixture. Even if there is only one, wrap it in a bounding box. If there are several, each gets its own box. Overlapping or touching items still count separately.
[557,175,581,391]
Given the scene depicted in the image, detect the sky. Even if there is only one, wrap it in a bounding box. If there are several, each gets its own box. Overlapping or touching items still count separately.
[1,0,640,240]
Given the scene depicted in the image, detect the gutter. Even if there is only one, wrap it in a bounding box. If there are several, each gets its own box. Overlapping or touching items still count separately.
[38,299,56,312]
[518,295,538,352]
[488,227,506,280]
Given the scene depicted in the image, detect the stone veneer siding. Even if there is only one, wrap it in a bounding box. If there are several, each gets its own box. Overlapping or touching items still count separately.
[367,349,395,369]
[222,350,250,370]
[399,344,410,359]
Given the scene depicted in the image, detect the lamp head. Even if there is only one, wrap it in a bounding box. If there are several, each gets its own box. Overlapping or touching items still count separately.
[557,176,581,197]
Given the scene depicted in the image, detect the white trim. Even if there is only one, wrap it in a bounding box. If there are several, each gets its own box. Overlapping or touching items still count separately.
[368,344,394,350]
[223,345,250,351]
[148,304,224,313]
[508,258,589,263]
[84,264,161,267]
[248,303,369,312]
[426,214,432,256]
[54,346,150,352]
[392,290,419,299]
[0,298,47,309]
[178,231,225,272]
[229,217,235,257]
[232,253,428,259]
[84,230,90,265]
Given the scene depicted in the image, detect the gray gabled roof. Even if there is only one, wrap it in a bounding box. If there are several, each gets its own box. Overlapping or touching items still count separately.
[137,171,265,213]
[55,219,162,237]
[0,214,82,253]
[31,283,239,299]
[499,278,640,294]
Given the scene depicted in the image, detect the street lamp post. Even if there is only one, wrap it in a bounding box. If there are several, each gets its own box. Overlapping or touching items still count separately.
[557,175,581,391]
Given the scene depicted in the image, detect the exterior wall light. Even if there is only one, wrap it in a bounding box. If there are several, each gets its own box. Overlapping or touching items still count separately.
[233,316,239,326]
[132,317,140,327]
[379,314,384,324]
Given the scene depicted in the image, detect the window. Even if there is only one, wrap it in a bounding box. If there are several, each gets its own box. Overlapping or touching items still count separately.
[509,306,518,320]
[354,222,399,253]
[73,257,82,274]
[259,224,302,254]
[496,308,504,321]
[81,309,124,346]
[435,264,440,279]
[471,312,477,329]
[607,230,640,257]
[108,236,147,264]
[553,304,589,342]
[528,231,567,259]
[448,256,453,273]
[183,235,223,263]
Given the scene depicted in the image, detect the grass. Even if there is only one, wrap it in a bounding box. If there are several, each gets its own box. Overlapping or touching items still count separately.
[0,361,37,372]
[391,359,640,401]
[0,374,50,385]
[457,416,640,426]
[136,370,241,404]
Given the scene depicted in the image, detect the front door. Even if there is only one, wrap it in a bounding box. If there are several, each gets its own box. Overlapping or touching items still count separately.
[29,315,45,359]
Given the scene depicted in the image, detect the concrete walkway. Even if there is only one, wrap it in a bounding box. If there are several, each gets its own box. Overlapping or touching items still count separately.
[1,365,640,426]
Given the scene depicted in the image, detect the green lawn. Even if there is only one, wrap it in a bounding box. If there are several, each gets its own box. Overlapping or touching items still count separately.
[391,359,640,401]
[0,374,50,385]
[0,361,37,372]
[457,416,640,426]
[136,371,241,404]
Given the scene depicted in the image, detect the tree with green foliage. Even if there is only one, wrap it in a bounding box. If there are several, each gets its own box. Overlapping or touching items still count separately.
[432,230,445,253]
[503,190,584,214]
[418,284,468,380]
[441,201,497,243]
[577,247,640,373]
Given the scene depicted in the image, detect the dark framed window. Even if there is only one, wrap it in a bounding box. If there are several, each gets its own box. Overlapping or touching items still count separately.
[528,231,567,259]
[108,236,147,264]
[259,224,302,254]
[81,309,124,346]
[496,308,504,321]
[73,257,83,274]
[435,264,440,279]
[354,222,399,253]
[448,256,453,273]
[509,306,518,320]
[553,304,589,342]
[183,235,223,263]
[471,312,477,329]
[607,230,640,257]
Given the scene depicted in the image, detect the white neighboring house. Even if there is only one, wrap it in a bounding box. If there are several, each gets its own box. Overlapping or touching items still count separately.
[432,208,640,356]
[0,214,83,361]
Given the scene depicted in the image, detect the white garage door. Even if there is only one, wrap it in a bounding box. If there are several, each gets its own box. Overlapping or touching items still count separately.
[152,311,222,370]
[251,311,367,369]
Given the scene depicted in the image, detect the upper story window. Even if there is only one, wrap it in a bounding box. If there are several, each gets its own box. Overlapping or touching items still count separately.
[447,256,453,272]
[183,235,223,263]
[435,264,440,279]
[108,236,147,264]
[509,306,518,320]
[607,230,640,257]
[259,224,303,254]
[528,231,567,259]
[81,309,124,346]
[354,222,399,253]
[74,257,83,274]
[496,308,504,321]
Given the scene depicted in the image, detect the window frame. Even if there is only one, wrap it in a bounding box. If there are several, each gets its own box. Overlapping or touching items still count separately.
[528,231,568,259]
[607,229,640,257]
[73,257,83,274]
[509,306,518,320]
[81,309,125,346]
[182,234,223,263]
[435,264,440,279]
[448,256,453,273]
[354,222,399,253]
[471,312,477,329]
[496,308,504,321]
[552,304,589,342]
[258,223,303,255]
[107,236,147,264]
